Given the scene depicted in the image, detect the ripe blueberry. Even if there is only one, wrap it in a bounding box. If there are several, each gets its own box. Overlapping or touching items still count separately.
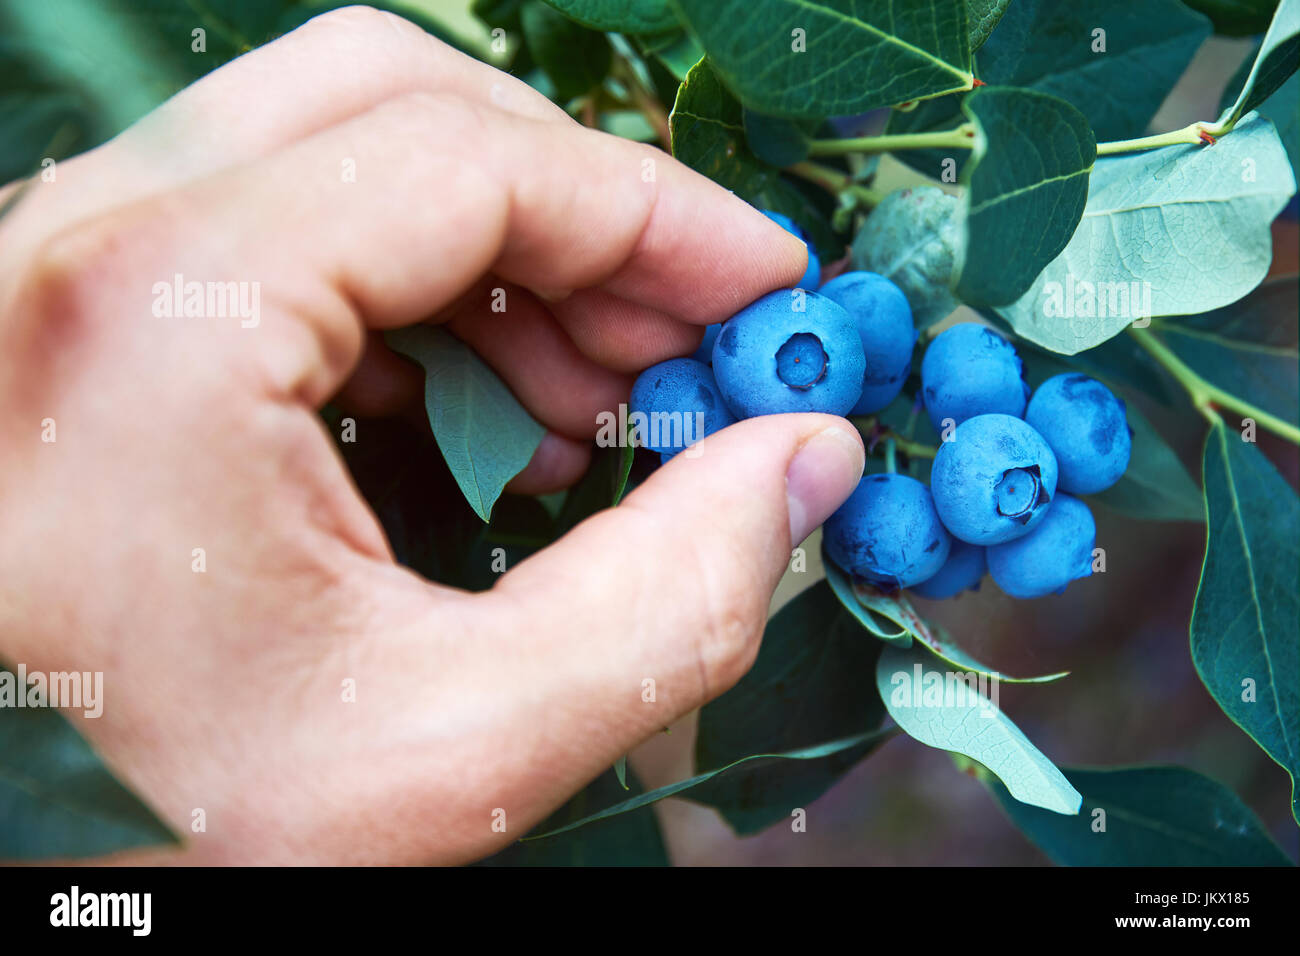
[987,494,1096,598]
[823,474,952,589]
[712,290,865,417]
[818,271,917,415]
[930,413,1059,545]
[629,357,735,458]
[761,209,821,289]
[920,323,1030,431]
[909,540,986,599]
[1025,374,1132,494]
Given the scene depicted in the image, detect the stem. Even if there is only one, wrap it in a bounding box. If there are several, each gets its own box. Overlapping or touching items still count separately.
[787,161,884,207]
[611,55,670,147]
[884,438,897,474]
[890,433,938,460]
[807,125,975,157]
[1095,122,1211,156]
[1130,326,1300,443]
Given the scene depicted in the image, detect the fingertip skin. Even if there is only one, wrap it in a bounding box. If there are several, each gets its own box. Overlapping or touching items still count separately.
[819,271,918,416]
[930,413,1058,545]
[1025,373,1131,494]
[921,323,1029,431]
[711,289,865,418]
[630,357,735,457]
[909,540,986,599]
[987,493,1096,598]
[823,474,951,589]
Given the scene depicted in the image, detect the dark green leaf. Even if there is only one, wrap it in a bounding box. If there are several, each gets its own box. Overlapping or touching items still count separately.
[484,765,669,864]
[743,109,815,166]
[1193,422,1300,824]
[989,765,1294,865]
[693,581,888,835]
[967,0,1010,50]
[650,28,704,79]
[524,729,892,841]
[541,0,678,33]
[1185,0,1280,36]
[669,58,843,258]
[878,643,1082,814]
[956,86,1095,307]
[556,441,636,534]
[386,326,545,523]
[888,0,1210,174]
[823,554,912,646]
[1155,279,1299,428]
[521,1,612,100]
[1221,0,1299,125]
[613,756,628,790]
[0,663,180,859]
[672,0,973,119]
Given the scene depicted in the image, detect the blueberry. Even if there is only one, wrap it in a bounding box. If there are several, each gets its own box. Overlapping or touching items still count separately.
[630,358,735,458]
[823,474,952,589]
[712,289,865,417]
[1025,373,1132,494]
[920,323,1030,431]
[819,271,917,415]
[761,209,821,289]
[930,413,1059,545]
[987,493,1096,598]
[691,323,723,364]
[909,540,986,599]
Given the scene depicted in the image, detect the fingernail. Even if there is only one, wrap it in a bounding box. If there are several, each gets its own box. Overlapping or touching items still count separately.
[785,424,864,545]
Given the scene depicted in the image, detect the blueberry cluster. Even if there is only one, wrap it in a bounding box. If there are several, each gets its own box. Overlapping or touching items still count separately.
[628,210,1131,600]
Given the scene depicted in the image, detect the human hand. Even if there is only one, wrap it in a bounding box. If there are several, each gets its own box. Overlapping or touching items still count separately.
[0,7,863,864]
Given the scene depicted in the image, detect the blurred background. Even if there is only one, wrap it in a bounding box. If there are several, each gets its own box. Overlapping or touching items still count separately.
[2,0,1296,865]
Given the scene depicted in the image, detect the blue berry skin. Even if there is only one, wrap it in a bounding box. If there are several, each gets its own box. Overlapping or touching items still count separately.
[630,358,735,458]
[988,494,1096,598]
[691,323,723,364]
[909,540,986,599]
[920,323,1030,431]
[823,474,952,589]
[1025,373,1132,494]
[930,413,1059,545]
[819,271,917,415]
[761,209,821,288]
[712,290,865,417]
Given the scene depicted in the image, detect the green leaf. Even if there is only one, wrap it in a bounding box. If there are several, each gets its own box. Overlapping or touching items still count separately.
[997,113,1296,355]
[672,0,973,119]
[877,643,1082,814]
[669,58,842,259]
[955,86,1095,307]
[743,108,815,166]
[1185,0,1282,36]
[556,441,636,533]
[693,581,889,835]
[966,0,1010,50]
[1220,0,1299,127]
[650,28,704,79]
[988,765,1294,865]
[823,554,912,646]
[541,0,678,32]
[524,729,893,841]
[485,764,669,864]
[1193,422,1300,825]
[613,755,629,790]
[887,0,1210,175]
[1154,279,1299,428]
[1091,401,1204,522]
[387,326,545,523]
[0,664,180,859]
[850,186,963,328]
[521,0,612,101]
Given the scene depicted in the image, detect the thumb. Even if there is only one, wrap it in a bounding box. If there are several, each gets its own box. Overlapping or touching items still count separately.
[483,412,864,755]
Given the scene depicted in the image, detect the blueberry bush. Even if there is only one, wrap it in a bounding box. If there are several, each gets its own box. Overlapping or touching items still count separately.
[1,0,1297,866]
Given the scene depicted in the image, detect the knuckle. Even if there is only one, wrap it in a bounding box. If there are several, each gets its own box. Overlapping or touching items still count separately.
[300,5,425,45]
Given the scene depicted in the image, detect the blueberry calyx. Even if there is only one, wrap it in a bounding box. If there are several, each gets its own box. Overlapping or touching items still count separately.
[775,333,829,390]
[994,465,1049,524]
